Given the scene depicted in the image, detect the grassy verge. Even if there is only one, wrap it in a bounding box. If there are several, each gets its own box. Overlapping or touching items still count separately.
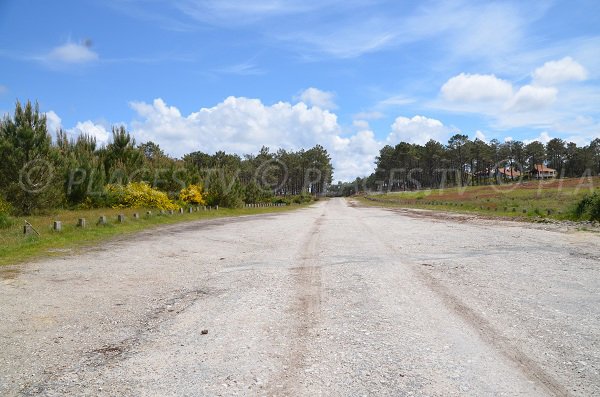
[0,204,307,266]
[355,177,600,222]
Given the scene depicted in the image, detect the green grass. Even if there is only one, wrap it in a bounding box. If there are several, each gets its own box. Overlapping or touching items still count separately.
[0,204,307,266]
[356,177,600,222]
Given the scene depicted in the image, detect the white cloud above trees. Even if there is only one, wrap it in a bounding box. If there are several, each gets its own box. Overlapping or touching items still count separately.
[46,41,98,64]
[388,115,453,145]
[532,57,588,85]
[69,120,111,145]
[297,87,337,110]
[441,73,513,102]
[438,57,591,132]
[506,85,557,112]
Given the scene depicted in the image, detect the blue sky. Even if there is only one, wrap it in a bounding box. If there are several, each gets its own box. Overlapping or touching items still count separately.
[1,0,599,180]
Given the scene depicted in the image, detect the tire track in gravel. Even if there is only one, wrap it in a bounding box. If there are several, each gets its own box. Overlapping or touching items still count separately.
[346,202,571,397]
[270,210,325,395]
[415,269,571,397]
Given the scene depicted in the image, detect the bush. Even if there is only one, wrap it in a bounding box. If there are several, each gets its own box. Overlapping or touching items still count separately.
[287,192,313,204]
[0,213,13,229]
[205,172,244,208]
[0,197,13,229]
[105,182,179,210]
[179,184,206,205]
[574,192,600,221]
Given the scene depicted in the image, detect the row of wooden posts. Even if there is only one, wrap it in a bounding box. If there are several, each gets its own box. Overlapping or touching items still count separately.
[244,203,286,208]
[23,202,288,235]
[364,197,558,216]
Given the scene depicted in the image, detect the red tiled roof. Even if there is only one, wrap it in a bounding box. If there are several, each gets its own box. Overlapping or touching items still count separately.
[533,164,556,172]
[498,167,521,177]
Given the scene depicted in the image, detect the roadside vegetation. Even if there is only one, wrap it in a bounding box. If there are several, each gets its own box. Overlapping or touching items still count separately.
[0,100,332,216]
[0,100,325,265]
[357,177,600,222]
[341,134,600,192]
[0,201,311,266]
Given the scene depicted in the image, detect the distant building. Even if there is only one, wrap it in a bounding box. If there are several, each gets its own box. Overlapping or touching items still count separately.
[497,167,522,179]
[531,164,557,179]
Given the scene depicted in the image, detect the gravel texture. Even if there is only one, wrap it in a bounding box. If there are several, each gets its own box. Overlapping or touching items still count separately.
[0,198,598,396]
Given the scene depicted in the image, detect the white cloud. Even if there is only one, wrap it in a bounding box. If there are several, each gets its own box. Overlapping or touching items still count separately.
[69,120,111,145]
[352,120,370,130]
[507,85,557,112]
[377,95,415,108]
[387,115,452,145]
[474,130,487,142]
[217,60,265,75]
[532,56,587,85]
[297,87,337,110]
[524,131,552,145]
[333,129,381,179]
[353,111,384,120]
[45,111,62,133]
[441,73,513,102]
[129,96,376,181]
[47,41,98,64]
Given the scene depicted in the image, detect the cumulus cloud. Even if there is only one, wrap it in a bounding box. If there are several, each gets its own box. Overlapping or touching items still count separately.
[441,73,513,102]
[46,41,98,64]
[474,130,487,142]
[129,96,379,181]
[387,115,452,145]
[45,111,62,133]
[297,87,337,110]
[333,129,382,179]
[532,56,587,85]
[524,131,552,144]
[507,85,557,112]
[69,120,111,145]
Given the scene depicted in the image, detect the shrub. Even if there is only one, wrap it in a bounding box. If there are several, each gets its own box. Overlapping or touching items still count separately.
[105,182,179,210]
[574,192,600,221]
[179,184,206,205]
[0,213,13,229]
[0,197,13,229]
[205,172,244,208]
[292,192,313,204]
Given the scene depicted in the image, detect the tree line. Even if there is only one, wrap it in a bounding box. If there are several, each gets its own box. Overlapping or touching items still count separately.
[329,134,600,196]
[0,100,333,215]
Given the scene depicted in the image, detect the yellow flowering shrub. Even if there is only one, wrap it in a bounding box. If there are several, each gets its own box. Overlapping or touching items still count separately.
[179,184,206,205]
[105,182,178,210]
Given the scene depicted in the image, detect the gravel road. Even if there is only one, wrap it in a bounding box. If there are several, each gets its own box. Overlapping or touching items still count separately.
[1,198,599,396]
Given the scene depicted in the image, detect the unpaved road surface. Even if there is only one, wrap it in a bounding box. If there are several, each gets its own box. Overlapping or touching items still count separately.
[1,198,599,396]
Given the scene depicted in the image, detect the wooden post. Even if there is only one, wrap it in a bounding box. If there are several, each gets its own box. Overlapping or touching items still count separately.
[118,214,126,223]
[77,218,86,228]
